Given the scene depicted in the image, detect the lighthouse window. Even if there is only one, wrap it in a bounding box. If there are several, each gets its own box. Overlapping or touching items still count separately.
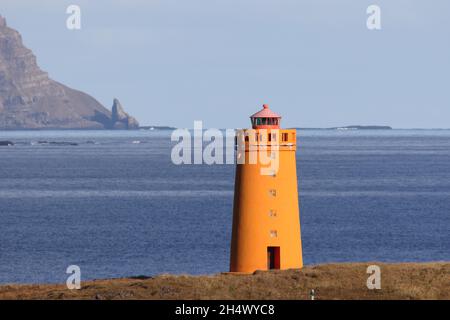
[268,133,276,142]
[269,230,278,238]
[282,133,288,142]
[269,189,277,197]
[269,210,277,217]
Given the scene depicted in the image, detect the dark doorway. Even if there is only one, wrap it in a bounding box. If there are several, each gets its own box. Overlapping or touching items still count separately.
[267,246,280,270]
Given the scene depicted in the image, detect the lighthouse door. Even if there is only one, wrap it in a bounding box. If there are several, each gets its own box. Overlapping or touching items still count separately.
[267,247,280,270]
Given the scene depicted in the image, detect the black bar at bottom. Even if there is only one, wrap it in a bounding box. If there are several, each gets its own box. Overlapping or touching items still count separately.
[0,300,445,319]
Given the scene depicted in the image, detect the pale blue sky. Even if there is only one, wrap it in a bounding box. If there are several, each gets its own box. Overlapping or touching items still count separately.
[2,0,450,128]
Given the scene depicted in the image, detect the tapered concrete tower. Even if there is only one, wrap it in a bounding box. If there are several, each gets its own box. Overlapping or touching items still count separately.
[230,104,303,272]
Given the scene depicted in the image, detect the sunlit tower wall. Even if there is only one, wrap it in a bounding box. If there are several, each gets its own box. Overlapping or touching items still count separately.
[230,104,303,272]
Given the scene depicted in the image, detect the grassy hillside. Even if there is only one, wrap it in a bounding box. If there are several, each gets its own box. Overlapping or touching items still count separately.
[0,263,448,300]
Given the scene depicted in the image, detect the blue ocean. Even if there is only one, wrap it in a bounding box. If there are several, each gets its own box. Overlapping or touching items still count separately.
[0,129,449,284]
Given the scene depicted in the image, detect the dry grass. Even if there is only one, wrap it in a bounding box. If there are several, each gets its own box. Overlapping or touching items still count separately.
[0,262,448,300]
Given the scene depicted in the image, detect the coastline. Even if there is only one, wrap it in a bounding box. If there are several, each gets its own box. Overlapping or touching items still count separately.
[1,262,448,300]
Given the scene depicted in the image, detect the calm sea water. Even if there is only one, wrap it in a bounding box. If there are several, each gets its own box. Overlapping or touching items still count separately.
[0,129,449,284]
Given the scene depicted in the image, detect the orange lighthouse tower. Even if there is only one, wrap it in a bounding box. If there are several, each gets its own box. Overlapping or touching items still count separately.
[230,104,303,272]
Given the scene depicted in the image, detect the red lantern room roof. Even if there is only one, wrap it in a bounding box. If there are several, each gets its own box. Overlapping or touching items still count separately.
[250,104,281,119]
[250,104,281,129]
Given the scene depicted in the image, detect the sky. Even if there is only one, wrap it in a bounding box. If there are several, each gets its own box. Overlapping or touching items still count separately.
[2,0,450,128]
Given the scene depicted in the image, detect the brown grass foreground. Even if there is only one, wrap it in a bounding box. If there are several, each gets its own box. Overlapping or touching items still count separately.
[0,263,448,300]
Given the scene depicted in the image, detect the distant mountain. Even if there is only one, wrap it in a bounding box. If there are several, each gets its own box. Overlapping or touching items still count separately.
[293,125,393,130]
[139,126,177,130]
[332,125,392,130]
[0,15,138,129]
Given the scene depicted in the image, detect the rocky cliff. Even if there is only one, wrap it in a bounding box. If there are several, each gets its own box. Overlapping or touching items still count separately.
[0,15,139,129]
[111,98,139,129]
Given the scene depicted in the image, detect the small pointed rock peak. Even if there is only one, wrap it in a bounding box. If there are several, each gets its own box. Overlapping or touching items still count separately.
[111,98,126,119]
[0,16,6,28]
[111,98,139,130]
[113,98,121,107]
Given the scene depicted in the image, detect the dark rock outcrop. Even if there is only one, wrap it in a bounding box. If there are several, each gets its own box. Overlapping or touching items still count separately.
[0,140,13,146]
[0,15,138,129]
[111,98,139,129]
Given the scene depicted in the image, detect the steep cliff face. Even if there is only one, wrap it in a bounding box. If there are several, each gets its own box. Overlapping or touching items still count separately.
[111,98,139,129]
[0,15,138,129]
